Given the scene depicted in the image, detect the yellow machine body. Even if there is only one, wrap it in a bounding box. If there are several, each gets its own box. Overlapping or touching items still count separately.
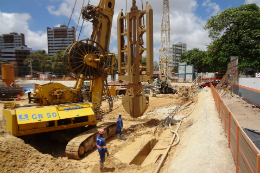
[2,0,116,137]
[117,1,154,117]
[2,64,15,87]
[2,103,96,136]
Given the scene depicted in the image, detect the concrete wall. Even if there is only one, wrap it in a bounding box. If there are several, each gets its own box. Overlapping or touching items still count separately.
[17,80,76,88]
[17,75,119,87]
[231,77,260,107]
[238,78,260,90]
[232,84,260,107]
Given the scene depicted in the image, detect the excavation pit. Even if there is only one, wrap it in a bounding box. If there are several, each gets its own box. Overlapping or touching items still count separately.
[129,138,158,165]
[114,135,160,166]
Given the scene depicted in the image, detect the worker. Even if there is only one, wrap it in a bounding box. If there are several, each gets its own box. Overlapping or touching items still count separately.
[117,113,123,139]
[96,129,109,171]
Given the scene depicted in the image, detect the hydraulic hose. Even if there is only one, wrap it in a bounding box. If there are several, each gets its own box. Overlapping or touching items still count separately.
[153,100,197,173]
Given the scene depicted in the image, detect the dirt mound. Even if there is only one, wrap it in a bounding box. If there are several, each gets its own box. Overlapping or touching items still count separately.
[0,125,86,173]
[166,86,236,173]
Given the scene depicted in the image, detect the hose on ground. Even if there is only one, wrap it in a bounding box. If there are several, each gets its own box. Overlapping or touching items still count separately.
[169,124,180,147]
[153,100,198,173]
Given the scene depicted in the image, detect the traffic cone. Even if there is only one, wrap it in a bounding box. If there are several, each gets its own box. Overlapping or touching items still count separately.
[17,94,21,101]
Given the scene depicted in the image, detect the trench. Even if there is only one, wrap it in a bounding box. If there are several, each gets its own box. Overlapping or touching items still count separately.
[20,119,161,160]
[129,138,158,165]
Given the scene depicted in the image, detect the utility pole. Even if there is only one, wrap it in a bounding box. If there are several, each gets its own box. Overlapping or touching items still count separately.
[30,58,33,78]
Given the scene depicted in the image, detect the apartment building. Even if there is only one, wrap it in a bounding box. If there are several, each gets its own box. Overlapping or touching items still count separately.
[170,42,187,67]
[0,32,26,49]
[47,25,75,56]
[0,33,32,76]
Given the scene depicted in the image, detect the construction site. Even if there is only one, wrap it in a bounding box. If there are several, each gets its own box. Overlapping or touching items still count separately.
[1,0,260,173]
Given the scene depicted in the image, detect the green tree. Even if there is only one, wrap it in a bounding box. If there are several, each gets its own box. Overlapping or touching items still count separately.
[142,57,146,66]
[50,50,67,75]
[24,50,51,73]
[204,3,260,72]
[142,56,147,71]
[180,48,211,72]
[171,66,178,73]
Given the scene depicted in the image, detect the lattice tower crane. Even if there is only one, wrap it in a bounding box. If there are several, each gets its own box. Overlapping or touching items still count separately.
[158,0,171,94]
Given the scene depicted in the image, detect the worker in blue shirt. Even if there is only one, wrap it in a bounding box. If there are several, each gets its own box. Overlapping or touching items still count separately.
[117,113,123,139]
[96,129,109,171]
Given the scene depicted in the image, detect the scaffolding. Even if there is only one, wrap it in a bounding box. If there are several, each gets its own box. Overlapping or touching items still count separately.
[215,57,239,96]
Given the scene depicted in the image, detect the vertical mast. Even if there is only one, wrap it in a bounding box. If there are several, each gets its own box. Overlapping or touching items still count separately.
[159,0,170,82]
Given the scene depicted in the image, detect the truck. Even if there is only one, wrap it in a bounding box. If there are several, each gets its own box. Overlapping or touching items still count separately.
[214,73,224,84]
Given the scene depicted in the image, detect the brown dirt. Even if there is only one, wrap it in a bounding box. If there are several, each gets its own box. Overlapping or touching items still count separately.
[222,94,260,131]
[0,88,251,173]
[0,94,181,173]
[0,127,87,173]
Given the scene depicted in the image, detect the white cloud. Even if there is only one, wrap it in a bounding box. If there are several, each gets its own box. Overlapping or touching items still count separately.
[111,46,118,54]
[55,24,62,27]
[245,0,260,7]
[47,3,71,17]
[202,0,220,16]
[0,11,47,51]
[47,0,213,60]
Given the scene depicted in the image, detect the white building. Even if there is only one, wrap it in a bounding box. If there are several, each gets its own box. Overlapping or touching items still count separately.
[0,32,26,49]
[47,25,75,56]
[170,42,187,67]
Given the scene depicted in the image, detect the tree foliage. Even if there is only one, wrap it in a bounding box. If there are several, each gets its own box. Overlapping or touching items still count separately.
[204,3,260,72]
[50,50,67,75]
[142,57,146,66]
[180,48,211,72]
[24,50,51,73]
[171,66,178,73]
[24,50,67,75]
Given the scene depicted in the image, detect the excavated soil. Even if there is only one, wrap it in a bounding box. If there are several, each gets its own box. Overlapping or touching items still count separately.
[0,127,86,173]
[1,86,255,173]
[222,93,260,131]
[0,94,182,173]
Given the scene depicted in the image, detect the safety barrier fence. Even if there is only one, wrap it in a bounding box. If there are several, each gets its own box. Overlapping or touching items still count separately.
[210,84,260,173]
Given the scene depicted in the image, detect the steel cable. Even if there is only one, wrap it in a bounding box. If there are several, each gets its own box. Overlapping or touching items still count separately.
[50,0,78,82]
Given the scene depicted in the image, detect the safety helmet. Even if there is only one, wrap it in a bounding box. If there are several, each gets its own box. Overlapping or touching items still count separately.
[118,113,122,116]
[99,129,105,134]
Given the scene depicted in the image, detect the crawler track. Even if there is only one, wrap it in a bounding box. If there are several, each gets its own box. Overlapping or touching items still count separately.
[65,122,117,159]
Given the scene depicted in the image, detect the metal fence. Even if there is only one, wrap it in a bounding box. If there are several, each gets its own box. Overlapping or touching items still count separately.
[210,84,260,173]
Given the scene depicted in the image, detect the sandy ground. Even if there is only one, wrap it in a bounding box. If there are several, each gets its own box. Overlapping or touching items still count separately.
[1,85,258,172]
[222,94,260,131]
[165,87,236,173]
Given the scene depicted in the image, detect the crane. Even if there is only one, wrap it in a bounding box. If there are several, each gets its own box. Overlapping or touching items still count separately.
[158,0,175,94]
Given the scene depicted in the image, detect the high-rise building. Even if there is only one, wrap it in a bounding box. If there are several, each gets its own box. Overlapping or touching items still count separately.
[47,25,75,56]
[170,42,187,67]
[0,33,31,76]
[0,32,26,49]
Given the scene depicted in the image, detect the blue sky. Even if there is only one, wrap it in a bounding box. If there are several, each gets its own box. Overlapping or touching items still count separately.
[0,0,259,61]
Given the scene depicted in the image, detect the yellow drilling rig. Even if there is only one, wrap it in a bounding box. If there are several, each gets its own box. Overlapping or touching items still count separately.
[2,0,153,160]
